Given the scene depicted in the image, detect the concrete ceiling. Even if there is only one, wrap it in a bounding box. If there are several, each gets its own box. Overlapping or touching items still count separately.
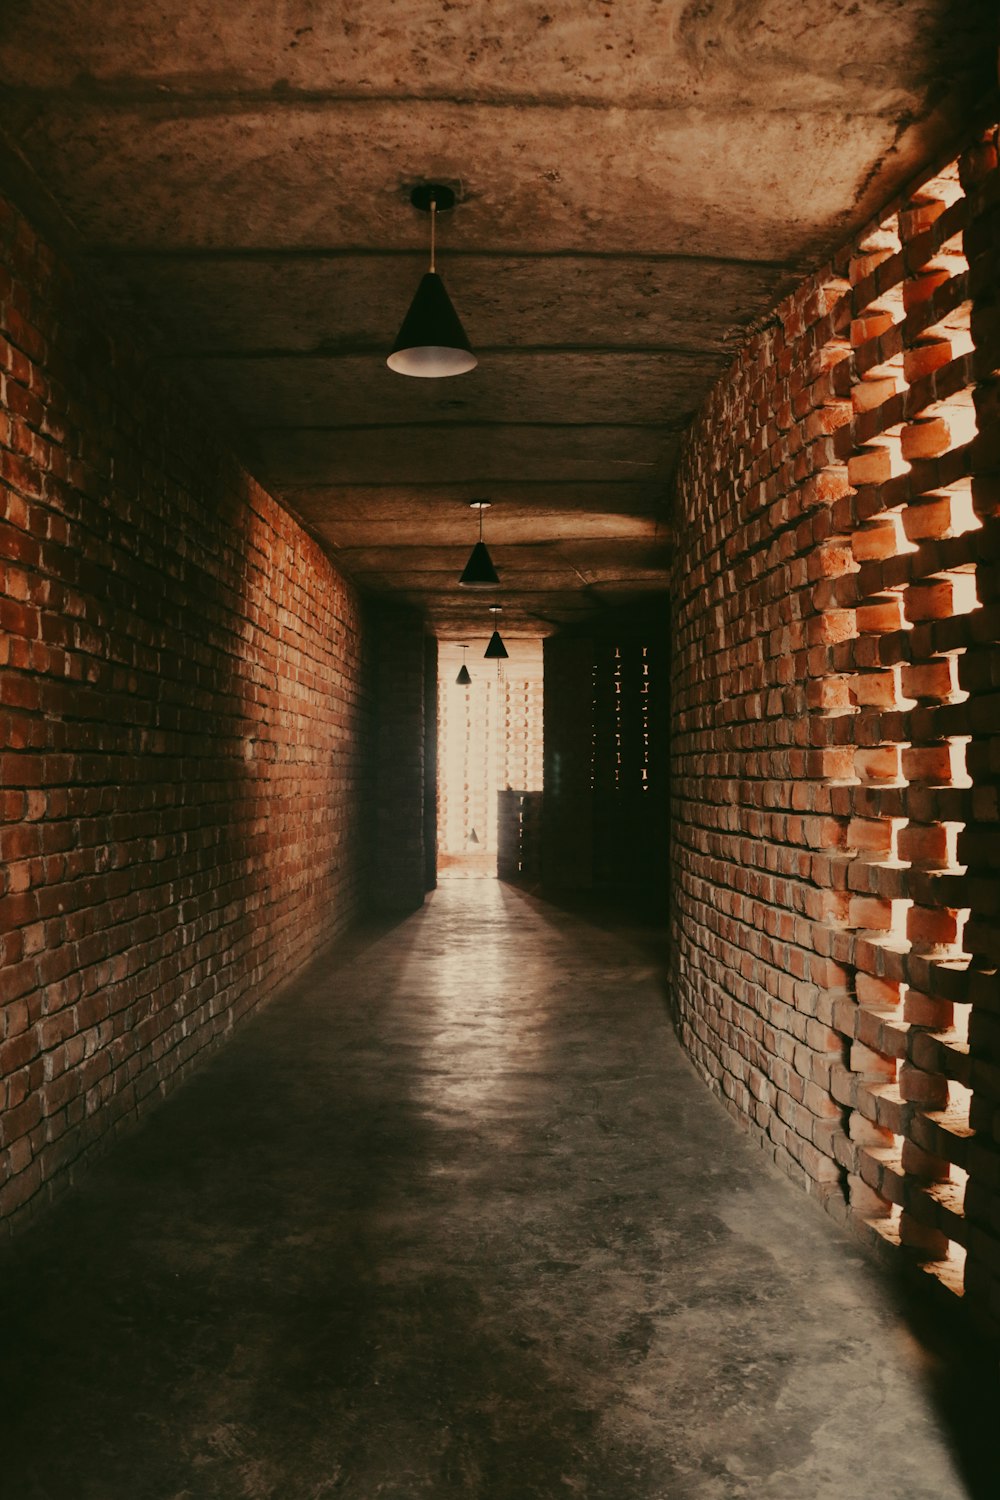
[1,2,996,638]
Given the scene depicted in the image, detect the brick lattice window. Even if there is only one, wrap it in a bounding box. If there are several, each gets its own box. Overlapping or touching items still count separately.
[671,127,1000,1330]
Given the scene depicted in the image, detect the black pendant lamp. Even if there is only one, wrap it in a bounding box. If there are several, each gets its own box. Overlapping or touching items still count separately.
[387,184,477,378]
[456,645,472,686]
[459,500,500,588]
[484,606,508,660]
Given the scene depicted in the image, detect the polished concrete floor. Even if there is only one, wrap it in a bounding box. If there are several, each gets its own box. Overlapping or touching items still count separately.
[0,882,992,1499]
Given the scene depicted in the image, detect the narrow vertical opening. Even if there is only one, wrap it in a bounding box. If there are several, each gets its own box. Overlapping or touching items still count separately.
[436,639,543,881]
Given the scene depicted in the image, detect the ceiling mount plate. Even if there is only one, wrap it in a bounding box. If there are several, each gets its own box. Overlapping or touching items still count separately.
[410,183,457,214]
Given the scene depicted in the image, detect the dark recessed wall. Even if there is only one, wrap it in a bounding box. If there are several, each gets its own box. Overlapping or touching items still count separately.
[542,600,669,909]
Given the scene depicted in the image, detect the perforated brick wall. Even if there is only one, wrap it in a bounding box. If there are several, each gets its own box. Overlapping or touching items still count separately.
[0,191,373,1229]
[670,128,1000,1331]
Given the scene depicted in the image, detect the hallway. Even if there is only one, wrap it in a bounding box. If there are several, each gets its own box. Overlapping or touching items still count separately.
[0,884,984,1500]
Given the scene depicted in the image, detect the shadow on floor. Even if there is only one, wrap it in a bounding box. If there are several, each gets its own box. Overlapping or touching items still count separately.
[508,880,672,1023]
[884,1269,999,1500]
[504,879,669,955]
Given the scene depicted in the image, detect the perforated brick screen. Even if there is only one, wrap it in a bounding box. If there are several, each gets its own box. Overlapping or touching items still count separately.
[670,128,1000,1330]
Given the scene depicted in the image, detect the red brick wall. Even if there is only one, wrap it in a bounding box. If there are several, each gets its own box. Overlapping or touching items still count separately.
[670,128,1000,1332]
[0,191,373,1229]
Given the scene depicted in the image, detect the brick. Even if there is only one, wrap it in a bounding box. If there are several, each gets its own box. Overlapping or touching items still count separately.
[897,823,951,866]
[854,746,901,782]
[905,414,961,462]
[901,744,958,784]
[901,659,958,701]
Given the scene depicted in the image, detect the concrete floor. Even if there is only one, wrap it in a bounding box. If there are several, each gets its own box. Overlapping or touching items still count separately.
[0,882,991,1499]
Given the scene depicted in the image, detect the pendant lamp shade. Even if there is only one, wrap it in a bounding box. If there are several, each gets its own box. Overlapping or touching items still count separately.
[459,539,499,587]
[484,604,507,659]
[387,185,477,378]
[456,663,472,685]
[459,499,500,587]
[387,272,477,377]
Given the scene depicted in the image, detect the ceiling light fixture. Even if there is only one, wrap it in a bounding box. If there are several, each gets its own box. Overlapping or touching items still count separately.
[387,184,477,378]
[484,606,508,660]
[456,645,472,686]
[459,500,500,588]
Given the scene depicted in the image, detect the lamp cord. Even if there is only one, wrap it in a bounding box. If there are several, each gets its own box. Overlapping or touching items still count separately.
[430,199,437,273]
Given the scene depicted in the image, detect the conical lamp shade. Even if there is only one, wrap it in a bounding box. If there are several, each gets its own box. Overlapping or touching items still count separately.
[484,630,508,660]
[456,663,472,685]
[387,272,477,377]
[459,540,499,588]
[469,827,480,845]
